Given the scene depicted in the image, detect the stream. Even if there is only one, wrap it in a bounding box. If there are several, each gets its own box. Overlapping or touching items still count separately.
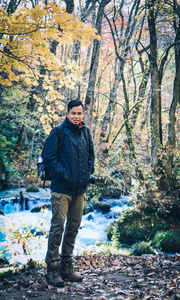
[0,188,132,265]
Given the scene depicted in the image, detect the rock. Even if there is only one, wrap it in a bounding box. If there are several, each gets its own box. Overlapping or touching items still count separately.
[31,203,51,213]
[94,202,111,213]
[0,282,5,290]
[30,229,45,237]
[0,257,9,266]
[87,214,94,221]
[175,253,180,261]
[98,194,104,201]
[0,209,4,215]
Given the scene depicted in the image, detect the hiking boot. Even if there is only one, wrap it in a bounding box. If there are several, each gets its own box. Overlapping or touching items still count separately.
[60,259,83,282]
[46,262,64,287]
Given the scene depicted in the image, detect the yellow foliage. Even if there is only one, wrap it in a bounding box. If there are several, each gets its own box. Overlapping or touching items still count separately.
[0,3,99,86]
[0,3,100,132]
[38,107,43,112]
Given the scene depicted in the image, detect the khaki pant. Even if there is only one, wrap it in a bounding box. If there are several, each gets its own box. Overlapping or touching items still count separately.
[45,192,85,265]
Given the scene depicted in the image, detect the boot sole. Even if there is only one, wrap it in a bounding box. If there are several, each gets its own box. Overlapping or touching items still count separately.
[46,279,65,287]
[61,275,83,282]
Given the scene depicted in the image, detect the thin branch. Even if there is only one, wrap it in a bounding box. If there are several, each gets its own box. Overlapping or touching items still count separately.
[112,97,146,144]
[0,49,39,81]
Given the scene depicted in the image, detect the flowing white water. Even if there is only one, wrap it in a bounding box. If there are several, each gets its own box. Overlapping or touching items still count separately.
[0,189,131,265]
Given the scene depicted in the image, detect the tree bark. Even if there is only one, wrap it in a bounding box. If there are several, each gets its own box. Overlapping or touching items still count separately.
[147,0,163,174]
[64,0,74,13]
[166,5,180,184]
[85,0,111,107]
[15,125,29,154]
[101,58,124,139]
[0,157,9,189]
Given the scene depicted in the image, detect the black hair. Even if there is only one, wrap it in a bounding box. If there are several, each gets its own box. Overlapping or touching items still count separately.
[67,99,84,112]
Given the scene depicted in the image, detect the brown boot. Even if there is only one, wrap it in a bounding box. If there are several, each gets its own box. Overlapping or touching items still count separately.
[46,261,64,287]
[60,259,83,282]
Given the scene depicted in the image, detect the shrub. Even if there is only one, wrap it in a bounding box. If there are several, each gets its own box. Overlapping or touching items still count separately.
[111,223,121,249]
[152,231,180,253]
[106,222,115,240]
[26,185,39,192]
[106,208,170,244]
[132,241,155,256]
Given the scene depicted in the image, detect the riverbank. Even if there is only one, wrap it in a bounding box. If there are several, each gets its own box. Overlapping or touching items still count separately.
[0,253,180,300]
[0,187,51,200]
[0,188,132,265]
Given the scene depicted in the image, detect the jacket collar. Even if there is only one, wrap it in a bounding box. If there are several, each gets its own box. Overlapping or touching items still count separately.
[63,117,85,132]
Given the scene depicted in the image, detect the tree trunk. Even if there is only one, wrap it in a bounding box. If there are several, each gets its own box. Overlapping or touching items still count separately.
[147,0,163,177]
[0,157,9,189]
[101,58,123,139]
[100,0,141,140]
[64,0,74,13]
[85,0,111,107]
[166,13,180,184]
[15,125,29,154]
[121,65,145,184]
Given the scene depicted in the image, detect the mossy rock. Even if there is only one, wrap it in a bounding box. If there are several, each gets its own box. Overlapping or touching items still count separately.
[94,202,111,213]
[88,195,99,205]
[152,230,180,253]
[26,185,39,192]
[31,203,51,213]
[107,208,170,244]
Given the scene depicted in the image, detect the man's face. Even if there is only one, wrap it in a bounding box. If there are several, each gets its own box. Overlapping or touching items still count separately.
[66,105,84,125]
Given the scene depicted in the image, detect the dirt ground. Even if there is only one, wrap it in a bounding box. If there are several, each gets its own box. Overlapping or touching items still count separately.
[0,253,180,300]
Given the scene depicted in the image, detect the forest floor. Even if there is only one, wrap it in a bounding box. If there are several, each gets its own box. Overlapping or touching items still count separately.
[0,253,180,300]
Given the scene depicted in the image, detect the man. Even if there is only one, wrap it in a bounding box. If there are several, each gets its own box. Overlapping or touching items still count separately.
[43,99,95,287]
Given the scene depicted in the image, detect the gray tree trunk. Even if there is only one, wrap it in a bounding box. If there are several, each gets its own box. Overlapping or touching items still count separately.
[166,12,180,184]
[147,0,163,173]
[85,0,111,107]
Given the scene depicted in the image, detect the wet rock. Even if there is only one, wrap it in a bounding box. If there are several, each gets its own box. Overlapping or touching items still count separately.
[31,203,51,213]
[94,202,111,213]
[0,282,5,290]
[175,254,180,261]
[0,257,9,266]
[87,214,94,221]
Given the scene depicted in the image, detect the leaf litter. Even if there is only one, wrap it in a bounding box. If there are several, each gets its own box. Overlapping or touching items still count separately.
[0,253,180,300]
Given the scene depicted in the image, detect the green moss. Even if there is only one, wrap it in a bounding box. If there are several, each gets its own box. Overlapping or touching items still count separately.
[0,267,14,282]
[120,209,142,223]
[106,222,115,240]
[107,208,170,244]
[26,185,39,192]
[132,241,155,256]
[152,230,180,253]
[94,202,111,213]
[89,196,99,205]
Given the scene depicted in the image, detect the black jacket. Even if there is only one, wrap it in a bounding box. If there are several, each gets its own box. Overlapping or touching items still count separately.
[43,117,95,194]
